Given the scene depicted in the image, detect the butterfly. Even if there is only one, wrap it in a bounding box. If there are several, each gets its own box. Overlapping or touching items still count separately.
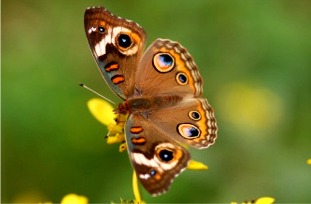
[84,6,218,196]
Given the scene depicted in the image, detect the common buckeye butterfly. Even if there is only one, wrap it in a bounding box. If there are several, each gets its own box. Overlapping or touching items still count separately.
[84,6,217,196]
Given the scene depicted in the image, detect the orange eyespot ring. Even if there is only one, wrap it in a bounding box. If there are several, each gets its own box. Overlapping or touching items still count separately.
[188,111,201,121]
[153,53,175,73]
[176,72,188,85]
[154,143,181,163]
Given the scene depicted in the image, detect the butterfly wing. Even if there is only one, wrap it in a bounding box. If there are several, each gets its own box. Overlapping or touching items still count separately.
[148,97,217,149]
[84,7,146,99]
[85,7,218,197]
[130,39,217,149]
[125,114,190,196]
[134,38,203,98]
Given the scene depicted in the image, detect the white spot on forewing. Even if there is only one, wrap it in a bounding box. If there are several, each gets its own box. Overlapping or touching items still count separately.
[93,26,134,56]
[139,173,150,180]
[94,27,112,56]
[88,27,97,34]
[95,39,108,56]
[94,26,127,56]
[94,26,138,56]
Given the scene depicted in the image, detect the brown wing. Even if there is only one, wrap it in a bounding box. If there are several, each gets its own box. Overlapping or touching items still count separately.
[134,38,203,98]
[129,39,217,148]
[125,114,190,196]
[84,6,146,99]
[149,97,217,149]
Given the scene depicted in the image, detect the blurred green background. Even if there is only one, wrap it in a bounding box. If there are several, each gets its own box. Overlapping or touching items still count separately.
[2,0,311,203]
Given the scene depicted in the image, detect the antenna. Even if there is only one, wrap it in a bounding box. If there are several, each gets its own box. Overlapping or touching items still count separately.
[79,83,116,105]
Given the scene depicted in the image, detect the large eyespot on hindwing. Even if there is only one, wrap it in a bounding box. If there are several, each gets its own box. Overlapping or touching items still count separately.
[157,144,182,161]
[177,123,201,139]
[153,53,175,73]
[156,148,174,163]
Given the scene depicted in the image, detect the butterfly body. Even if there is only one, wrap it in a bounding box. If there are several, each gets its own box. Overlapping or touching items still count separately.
[84,6,217,196]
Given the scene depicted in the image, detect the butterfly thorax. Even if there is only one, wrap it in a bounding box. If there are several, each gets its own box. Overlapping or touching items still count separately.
[117,95,183,115]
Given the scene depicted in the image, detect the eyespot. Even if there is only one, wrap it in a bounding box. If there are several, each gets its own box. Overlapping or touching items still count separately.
[177,123,201,139]
[98,26,105,33]
[115,33,138,56]
[117,33,132,49]
[155,145,176,163]
[153,53,175,73]
[176,72,188,85]
[158,149,174,162]
[189,111,201,120]
[150,169,157,176]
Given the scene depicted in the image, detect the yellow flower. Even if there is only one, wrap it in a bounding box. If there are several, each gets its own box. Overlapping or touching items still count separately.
[254,197,275,204]
[87,98,126,147]
[88,98,144,203]
[187,160,208,170]
[87,98,209,201]
[307,158,311,165]
[60,194,88,204]
[231,197,275,204]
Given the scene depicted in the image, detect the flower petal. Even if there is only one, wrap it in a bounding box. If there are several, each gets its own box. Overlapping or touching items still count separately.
[60,194,88,204]
[107,123,124,135]
[187,160,208,170]
[106,133,125,144]
[87,98,116,126]
[255,197,275,204]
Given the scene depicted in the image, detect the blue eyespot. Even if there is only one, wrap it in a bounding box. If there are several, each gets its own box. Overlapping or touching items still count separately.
[153,53,175,73]
[188,127,199,137]
[176,72,188,85]
[189,111,201,120]
[177,123,201,138]
[150,169,157,176]
[159,54,173,67]
[118,34,132,48]
[98,26,105,33]
[159,149,174,162]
